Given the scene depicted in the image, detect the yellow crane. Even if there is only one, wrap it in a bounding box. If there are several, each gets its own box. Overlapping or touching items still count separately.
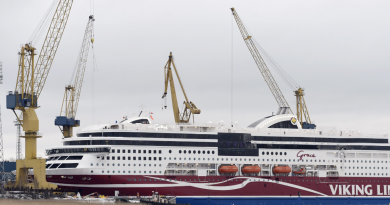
[231,8,314,128]
[162,52,201,123]
[55,15,95,138]
[6,0,73,188]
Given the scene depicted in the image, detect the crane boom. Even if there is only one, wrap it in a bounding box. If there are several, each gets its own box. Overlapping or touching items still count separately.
[162,52,200,123]
[23,0,73,103]
[55,15,95,138]
[6,0,73,189]
[231,8,292,113]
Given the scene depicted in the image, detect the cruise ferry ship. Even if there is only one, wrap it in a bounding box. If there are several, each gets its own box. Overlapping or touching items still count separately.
[44,111,390,205]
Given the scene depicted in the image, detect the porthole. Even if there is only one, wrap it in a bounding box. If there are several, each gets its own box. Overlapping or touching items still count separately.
[169,150,172,153]
[198,150,201,154]
[189,150,192,154]
[284,152,287,155]
[179,150,182,154]
[212,151,215,154]
[275,152,278,155]
[184,150,186,154]
[266,152,269,155]
[271,152,273,155]
[203,150,205,154]
[262,152,265,155]
[279,152,282,155]
[207,151,210,154]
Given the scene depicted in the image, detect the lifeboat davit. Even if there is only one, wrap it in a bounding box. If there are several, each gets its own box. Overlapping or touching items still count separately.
[293,167,306,175]
[272,166,291,174]
[242,165,261,174]
[219,165,238,173]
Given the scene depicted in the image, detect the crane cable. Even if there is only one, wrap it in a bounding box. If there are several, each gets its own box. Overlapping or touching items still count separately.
[253,38,299,91]
[237,15,300,91]
[91,22,98,125]
[28,0,59,46]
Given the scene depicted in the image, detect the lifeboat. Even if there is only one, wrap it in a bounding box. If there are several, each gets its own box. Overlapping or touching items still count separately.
[242,165,261,174]
[293,167,306,175]
[272,165,291,174]
[219,165,238,173]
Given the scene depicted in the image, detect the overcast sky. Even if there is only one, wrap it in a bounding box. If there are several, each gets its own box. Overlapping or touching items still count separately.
[0,0,389,159]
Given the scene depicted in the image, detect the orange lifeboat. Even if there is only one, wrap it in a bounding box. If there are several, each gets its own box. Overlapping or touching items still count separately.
[272,166,291,174]
[219,165,238,173]
[242,165,261,174]
[293,167,306,175]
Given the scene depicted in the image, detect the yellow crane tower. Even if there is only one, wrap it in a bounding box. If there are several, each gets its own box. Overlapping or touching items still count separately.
[231,8,315,129]
[55,15,95,138]
[6,0,73,188]
[162,52,201,123]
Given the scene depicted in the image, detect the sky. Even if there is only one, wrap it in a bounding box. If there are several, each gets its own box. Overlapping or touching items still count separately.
[0,0,389,160]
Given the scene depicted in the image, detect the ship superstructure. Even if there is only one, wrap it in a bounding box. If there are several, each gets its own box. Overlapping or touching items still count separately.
[44,114,390,205]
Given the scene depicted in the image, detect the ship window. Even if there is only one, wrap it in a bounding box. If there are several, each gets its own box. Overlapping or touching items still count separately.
[111,156,114,160]
[149,157,151,160]
[262,152,265,155]
[112,149,115,153]
[133,150,136,153]
[117,157,120,160]
[203,150,205,154]
[117,150,120,153]
[144,157,146,160]
[271,152,274,155]
[143,150,146,154]
[207,151,210,154]
[59,163,78,168]
[179,150,182,154]
[138,150,141,153]
[198,150,201,154]
[154,157,156,160]
[275,152,278,155]
[67,156,83,160]
[284,152,287,155]
[122,149,125,153]
[128,150,131,153]
[212,151,215,154]
[128,157,131,160]
[58,156,68,160]
[184,150,187,154]
[138,157,141,160]
[122,157,125,160]
[267,152,269,155]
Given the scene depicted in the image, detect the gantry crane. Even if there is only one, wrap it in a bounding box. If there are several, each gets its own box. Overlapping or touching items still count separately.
[231,8,314,128]
[162,52,201,123]
[55,15,95,138]
[6,0,73,188]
